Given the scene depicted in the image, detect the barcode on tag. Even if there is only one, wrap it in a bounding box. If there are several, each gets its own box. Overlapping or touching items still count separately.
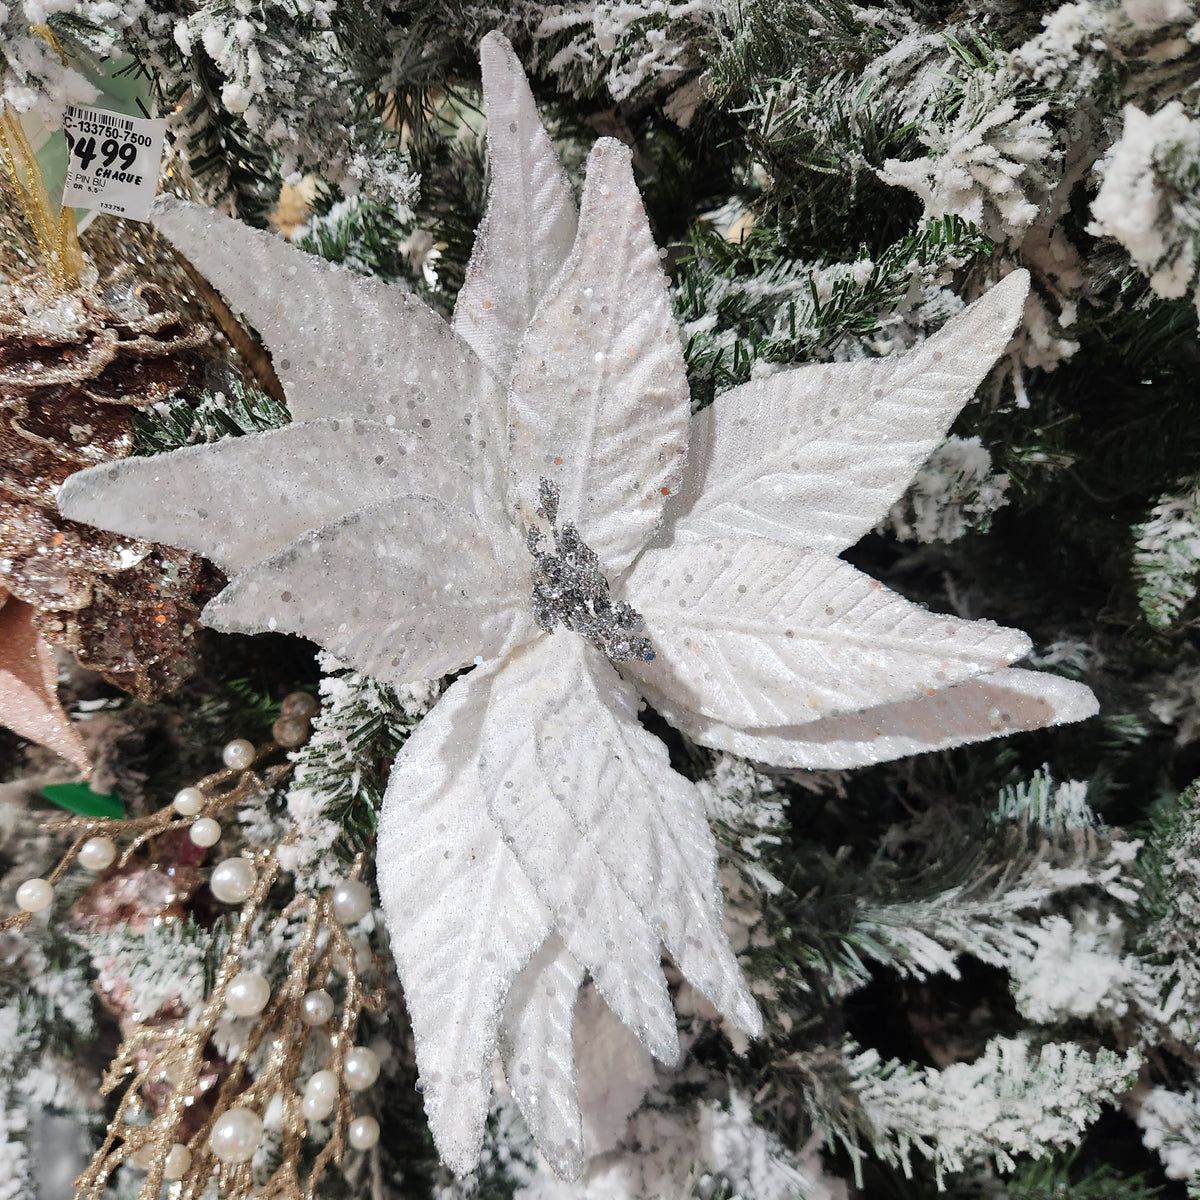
[61,104,167,223]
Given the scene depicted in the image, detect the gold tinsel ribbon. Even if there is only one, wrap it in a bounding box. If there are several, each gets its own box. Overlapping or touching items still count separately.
[0,95,86,287]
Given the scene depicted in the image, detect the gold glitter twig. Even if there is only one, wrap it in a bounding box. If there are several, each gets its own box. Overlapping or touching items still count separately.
[0,102,86,287]
[73,851,385,1200]
[0,744,292,935]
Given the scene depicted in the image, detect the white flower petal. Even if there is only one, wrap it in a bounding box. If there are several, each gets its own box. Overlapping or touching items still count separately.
[480,634,681,1065]
[669,271,1030,552]
[204,495,533,688]
[499,935,587,1180]
[623,539,1030,728]
[151,197,505,484]
[57,419,481,575]
[377,665,552,1175]
[452,31,579,383]
[532,635,760,1036]
[508,139,690,572]
[639,668,1099,769]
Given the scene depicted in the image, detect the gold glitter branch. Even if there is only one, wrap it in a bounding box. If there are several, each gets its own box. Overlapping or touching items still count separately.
[73,851,386,1200]
[0,744,292,936]
[0,102,86,287]
[8,695,389,1198]
[71,849,284,1199]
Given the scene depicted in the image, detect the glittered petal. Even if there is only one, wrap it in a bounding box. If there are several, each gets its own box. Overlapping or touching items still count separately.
[150,197,505,483]
[508,139,690,573]
[499,935,587,1180]
[534,636,760,1035]
[204,495,533,689]
[640,668,1098,769]
[0,595,90,774]
[452,32,578,383]
[377,665,552,1175]
[669,272,1030,553]
[58,419,486,575]
[481,634,680,1065]
[623,539,1030,728]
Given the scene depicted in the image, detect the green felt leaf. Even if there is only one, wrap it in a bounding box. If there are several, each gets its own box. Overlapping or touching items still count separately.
[40,783,125,819]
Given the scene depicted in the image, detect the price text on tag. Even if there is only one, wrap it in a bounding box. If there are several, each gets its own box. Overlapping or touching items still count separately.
[61,104,167,223]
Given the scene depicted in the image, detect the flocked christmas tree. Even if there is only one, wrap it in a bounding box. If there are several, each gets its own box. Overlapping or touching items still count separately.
[3,2,1200,1199]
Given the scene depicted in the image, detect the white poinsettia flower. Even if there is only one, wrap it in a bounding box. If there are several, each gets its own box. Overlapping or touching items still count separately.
[58,32,1098,1179]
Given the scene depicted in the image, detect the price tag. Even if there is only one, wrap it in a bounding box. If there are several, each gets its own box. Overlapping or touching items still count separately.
[61,104,167,222]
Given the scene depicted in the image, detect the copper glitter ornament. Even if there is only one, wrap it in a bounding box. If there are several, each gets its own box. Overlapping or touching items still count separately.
[0,270,224,699]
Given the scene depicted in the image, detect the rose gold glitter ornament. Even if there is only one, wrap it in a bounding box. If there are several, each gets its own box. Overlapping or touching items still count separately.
[0,269,224,701]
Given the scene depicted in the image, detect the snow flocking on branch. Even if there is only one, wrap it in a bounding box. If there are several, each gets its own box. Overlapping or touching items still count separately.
[876,64,1059,240]
[1090,101,1200,313]
[1133,476,1200,629]
[1132,1079,1200,1186]
[57,30,1099,1180]
[844,1036,1139,1187]
[882,434,1010,544]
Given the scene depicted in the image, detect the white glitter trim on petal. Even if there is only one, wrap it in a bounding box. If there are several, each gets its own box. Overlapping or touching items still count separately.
[58,419,482,575]
[499,935,587,1180]
[508,139,690,573]
[639,668,1099,769]
[452,31,579,384]
[669,271,1030,553]
[623,538,1030,729]
[480,633,681,1065]
[377,664,552,1174]
[151,196,506,488]
[204,494,534,688]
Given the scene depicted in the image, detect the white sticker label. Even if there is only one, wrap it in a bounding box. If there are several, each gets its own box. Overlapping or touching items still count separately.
[61,104,167,222]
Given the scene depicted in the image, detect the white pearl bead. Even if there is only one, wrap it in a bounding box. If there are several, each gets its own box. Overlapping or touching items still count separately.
[331,879,371,925]
[225,971,271,1016]
[78,836,117,871]
[302,1069,339,1121]
[210,857,256,904]
[128,1143,156,1170]
[342,1046,380,1092]
[209,1107,263,1164]
[173,786,205,816]
[163,1143,192,1180]
[368,1036,394,1067]
[306,1069,339,1103]
[190,817,221,848]
[348,1115,380,1151]
[222,738,256,770]
[16,878,53,913]
[301,989,335,1026]
[301,1091,333,1122]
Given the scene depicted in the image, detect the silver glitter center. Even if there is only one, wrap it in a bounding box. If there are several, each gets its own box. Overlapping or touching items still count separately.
[527,478,655,664]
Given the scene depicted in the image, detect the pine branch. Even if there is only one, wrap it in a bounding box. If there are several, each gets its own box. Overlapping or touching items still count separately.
[674,216,993,406]
[1004,1155,1163,1200]
[821,1037,1139,1188]
[282,665,440,886]
[708,0,897,105]
[749,770,1141,1025]
[1132,779,1200,1055]
[131,379,290,457]
[295,193,418,285]
[1133,477,1200,630]
[123,1,419,218]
